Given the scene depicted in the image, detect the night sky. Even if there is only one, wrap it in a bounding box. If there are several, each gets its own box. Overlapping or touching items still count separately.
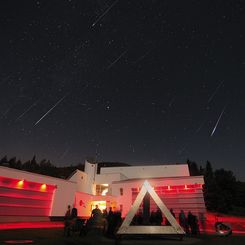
[1,0,245,180]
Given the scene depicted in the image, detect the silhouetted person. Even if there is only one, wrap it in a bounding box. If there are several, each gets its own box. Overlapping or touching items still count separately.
[188,211,198,235]
[150,210,156,225]
[136,210,143,225]
[106,207,114,237]
[71,207,78,218]
[91,205,102,227]
[102,209,108,233]
[113,211,122,234]
[107,209,122,238]
[170,208,175,218]
[91,205,102,218]
[107,207,113,222]
[165,208,175,225]
[155,208,163,225]
[179,210,187,231]
[64,205,71,236]
[102,209,108,218]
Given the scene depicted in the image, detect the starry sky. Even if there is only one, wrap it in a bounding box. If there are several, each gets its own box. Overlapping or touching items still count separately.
[1,0,245,180]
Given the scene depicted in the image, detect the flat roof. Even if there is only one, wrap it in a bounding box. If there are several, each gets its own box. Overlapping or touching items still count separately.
[111,175,204,184]
[0,166,76,184]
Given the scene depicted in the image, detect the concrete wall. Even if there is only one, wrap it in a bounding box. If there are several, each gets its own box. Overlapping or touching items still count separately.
[68,170,88,193]
[100,164,190,179]
[0,166,76,217]
[84,161,97,195]
[111,176,205,218]
[68,161,98,195]
[75,191,116,218]
[95,172,127,185]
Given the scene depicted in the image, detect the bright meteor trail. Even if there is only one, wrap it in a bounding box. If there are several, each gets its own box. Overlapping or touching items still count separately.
[107,50,127,70]
[92,0,119,27]
[208,81,224,103]
[210,105,226,137]
[34,94,68,126]
[16,99,39,121]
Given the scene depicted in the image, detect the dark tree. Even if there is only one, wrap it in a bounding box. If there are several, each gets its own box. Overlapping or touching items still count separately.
[203,161,218,211]
[214,169,236,213]
[205,161,213,179]
[0,155,8,164]
[234,181,245,209]
[23,160,31,170]
[187,159,200,176]
[199,166,205,175]
[15,159,22,169]
[30,155,39,171]
[8,157,17,167]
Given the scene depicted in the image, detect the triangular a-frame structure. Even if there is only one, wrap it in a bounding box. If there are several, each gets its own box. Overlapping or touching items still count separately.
[117,180,185,235]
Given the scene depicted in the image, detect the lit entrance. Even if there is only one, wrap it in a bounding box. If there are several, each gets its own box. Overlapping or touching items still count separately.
[91,201,106,212]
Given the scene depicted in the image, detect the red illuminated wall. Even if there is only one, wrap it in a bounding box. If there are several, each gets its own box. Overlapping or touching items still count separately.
[0,176,56,217]
[132,183,205,217]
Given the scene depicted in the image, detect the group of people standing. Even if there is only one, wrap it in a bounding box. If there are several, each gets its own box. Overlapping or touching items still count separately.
[133,208,201,235]
[165,209,200,235]
[64,205,78,237]
[64,204,202,237]
[178,210,200,235]
[64,204,122,237]
[89,205,122,237]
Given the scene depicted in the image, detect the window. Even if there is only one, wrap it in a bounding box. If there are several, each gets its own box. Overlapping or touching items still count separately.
[120,188,123,196]
[96,184,109,195]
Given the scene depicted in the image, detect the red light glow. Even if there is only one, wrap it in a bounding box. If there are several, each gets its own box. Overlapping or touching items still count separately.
[17,180,24,188]
[0,176,56,217]
[4,240,33,244]
[167,185,171,190]
[0,222,64,230]
[0,176,56,192]
[40,184,47,192]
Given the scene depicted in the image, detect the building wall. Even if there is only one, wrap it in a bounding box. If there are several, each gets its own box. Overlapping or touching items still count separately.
[84,161,97,195]
[74,192,116,218]
[68,170,88,193]
[111,176,205,218]
[68,161,98,195]
[0,166,76,220]
[100,164,190,179]
[0,163,206,223]
[95,173,127,185]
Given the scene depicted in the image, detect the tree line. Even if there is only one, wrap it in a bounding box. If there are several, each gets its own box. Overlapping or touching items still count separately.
[0,155,244,215]
[187,159,245,215]
[0,155,84,179]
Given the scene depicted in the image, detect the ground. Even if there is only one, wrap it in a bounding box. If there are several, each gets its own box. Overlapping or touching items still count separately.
[0,228,245,245]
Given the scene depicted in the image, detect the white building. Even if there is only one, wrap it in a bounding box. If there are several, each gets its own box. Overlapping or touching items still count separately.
[0,166,77,223]
[0,160,206,222]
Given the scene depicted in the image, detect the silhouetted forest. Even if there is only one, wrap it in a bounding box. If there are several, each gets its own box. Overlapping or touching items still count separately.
[1,155,244,215]
[0,155,129,178]
[187,159,245,215]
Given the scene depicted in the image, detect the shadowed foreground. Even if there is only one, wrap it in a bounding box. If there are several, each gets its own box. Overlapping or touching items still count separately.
[0,228,245,245]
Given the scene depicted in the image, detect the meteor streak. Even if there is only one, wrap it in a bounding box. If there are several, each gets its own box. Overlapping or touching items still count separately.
[16,100,39,121]
[107,50,127,69]
[34,94,68,126]
[208,81,224,103]
[92,0,119,27]
[210,105,226,137]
